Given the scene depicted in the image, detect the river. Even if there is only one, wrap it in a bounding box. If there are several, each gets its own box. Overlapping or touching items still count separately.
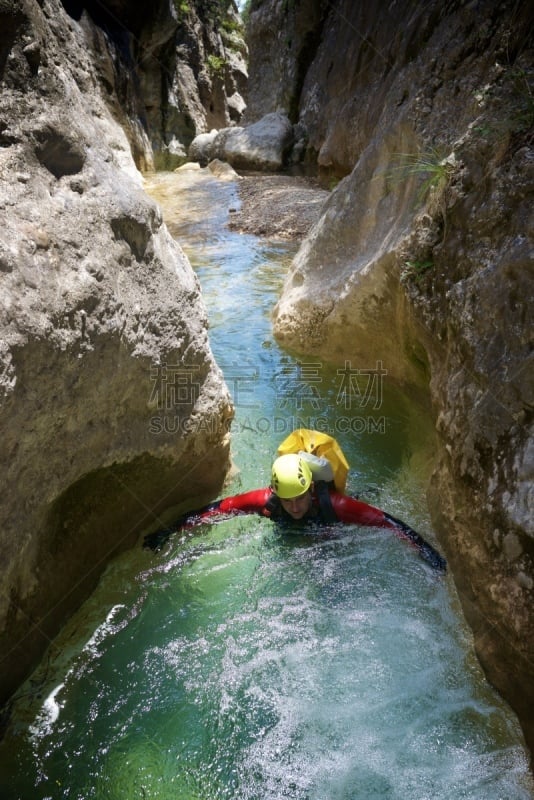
[0,168,532,799]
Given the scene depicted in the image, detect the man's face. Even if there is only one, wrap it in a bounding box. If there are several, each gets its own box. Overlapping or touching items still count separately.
[279,490,313,520]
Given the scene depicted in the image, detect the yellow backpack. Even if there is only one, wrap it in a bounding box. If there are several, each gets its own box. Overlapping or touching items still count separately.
[276,428,349,493]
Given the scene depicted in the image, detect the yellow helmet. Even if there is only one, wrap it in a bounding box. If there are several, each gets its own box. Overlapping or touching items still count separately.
[271,453,313,499]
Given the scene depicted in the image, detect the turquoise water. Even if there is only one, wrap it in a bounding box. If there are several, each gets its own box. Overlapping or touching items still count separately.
[0,170,532,799]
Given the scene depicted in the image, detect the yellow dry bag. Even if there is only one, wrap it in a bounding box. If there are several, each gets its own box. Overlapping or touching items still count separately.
[277,428,349,493]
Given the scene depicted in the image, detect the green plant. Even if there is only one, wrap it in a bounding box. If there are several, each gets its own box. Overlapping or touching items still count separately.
[389,149,455,205]
[207,54,226,75]
[401,259,434,285]
[174,0,191,14]
[473,123,493,137]
[221,17,242,35]
[239,0,251,25]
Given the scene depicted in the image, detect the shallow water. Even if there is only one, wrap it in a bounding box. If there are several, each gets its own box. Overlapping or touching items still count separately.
[1,169,532,799]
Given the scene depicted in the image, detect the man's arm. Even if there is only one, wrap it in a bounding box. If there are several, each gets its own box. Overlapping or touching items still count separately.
[143,488,273,551]
[329,493,447,572]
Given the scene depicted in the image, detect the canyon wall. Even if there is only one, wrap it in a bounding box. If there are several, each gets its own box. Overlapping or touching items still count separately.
[0,0,235,709]
[133,0,247,168]
[246,0,534,752]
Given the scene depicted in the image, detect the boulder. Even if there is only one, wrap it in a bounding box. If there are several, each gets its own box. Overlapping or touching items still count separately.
[188,129,219,166]
[174,161,202,172]
[210,112,295,172]
[207,159,240,181]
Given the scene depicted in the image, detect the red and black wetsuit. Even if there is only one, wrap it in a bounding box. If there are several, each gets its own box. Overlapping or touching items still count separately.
[144,485,447,572]
[193,486,391,527]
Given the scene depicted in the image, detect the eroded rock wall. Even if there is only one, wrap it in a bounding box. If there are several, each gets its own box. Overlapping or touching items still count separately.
[0,0,232,705]
[56,0,247,170]
[134,0,248,168]
[244,0,327,127]
[248,0,534,751]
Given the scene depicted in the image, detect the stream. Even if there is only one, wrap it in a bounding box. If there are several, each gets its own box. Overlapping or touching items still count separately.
[0,169,532,799]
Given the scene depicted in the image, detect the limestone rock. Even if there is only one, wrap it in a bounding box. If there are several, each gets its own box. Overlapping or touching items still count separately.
[136,1,248,169]
[207,112,295,172]
[188,129,220,166]
[0,0,233,704]
[244,0,328,127]
[272,125,424,383]
[207,159,240,181]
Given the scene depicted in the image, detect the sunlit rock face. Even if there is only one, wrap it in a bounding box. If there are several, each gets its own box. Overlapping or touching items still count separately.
[0,0,233,704]
[249,0,534,751]
[191,111,295,171]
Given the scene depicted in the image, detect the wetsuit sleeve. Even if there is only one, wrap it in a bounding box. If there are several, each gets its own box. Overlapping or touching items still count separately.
[329,493,447,572]
[217,488,274,515]
[143,488,273,551]
[329,493,392,527]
